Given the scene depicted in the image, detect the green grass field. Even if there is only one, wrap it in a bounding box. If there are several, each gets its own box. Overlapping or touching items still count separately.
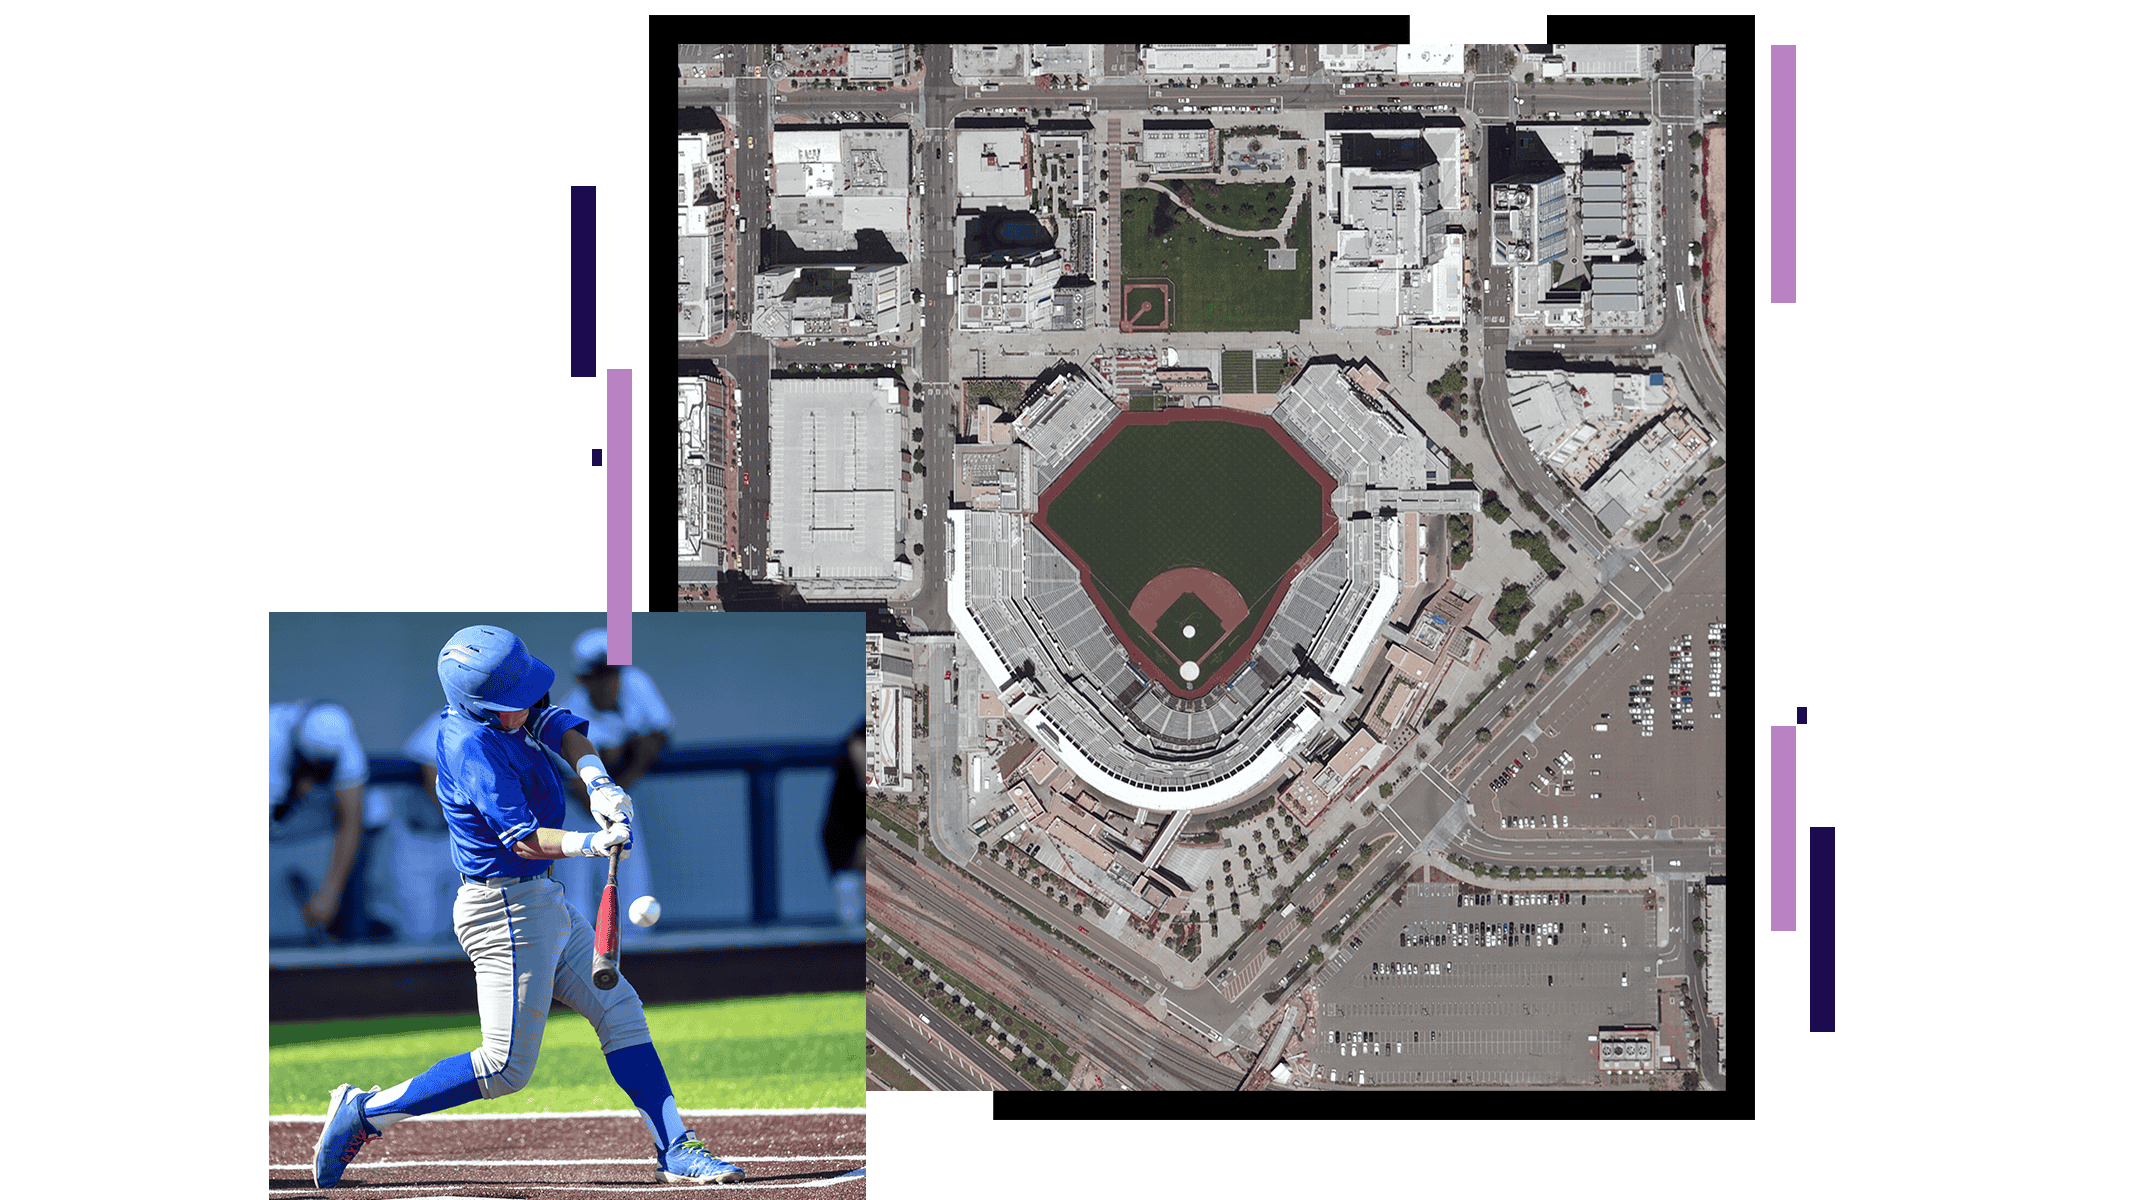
[1255,357,1291,393]
[1045,420,1323,688]
[1152,592,1225,663]
[268,993,863,1115]
[1120,185,1310,332]
[1219,350,1254,393]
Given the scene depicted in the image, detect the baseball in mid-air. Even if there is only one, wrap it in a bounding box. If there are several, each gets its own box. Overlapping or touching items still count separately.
[629,895,662,927]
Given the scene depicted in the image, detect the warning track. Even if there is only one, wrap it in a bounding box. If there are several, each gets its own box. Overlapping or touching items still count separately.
[267,1108,864,1197]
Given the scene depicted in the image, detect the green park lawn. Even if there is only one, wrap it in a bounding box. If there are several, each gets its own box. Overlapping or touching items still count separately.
[1120,182,1311,333]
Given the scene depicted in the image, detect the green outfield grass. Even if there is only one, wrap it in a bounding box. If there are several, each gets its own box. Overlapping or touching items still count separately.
[1152,591,1225,663]
[268,992,863,1114]
[1120,185,1310,332]
[1219,350,1254,393]
[1045,420,1323,689]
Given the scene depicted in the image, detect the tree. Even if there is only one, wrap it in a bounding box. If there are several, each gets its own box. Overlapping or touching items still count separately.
[1475,727,1493,743]
[1337,863,1355,880]
[1689,130,1704,149]
[1266,938,1283,956]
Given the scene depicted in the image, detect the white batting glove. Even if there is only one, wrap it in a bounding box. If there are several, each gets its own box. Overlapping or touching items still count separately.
[576,755,636,831]
[588,780,635,831]
[581,824,632,861]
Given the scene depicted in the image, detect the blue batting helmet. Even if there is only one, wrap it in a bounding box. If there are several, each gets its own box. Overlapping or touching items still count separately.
[438,625,555,727]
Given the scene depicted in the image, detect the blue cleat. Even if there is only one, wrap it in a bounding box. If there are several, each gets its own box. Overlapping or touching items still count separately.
[656,1133,745,1184]
[311,1083,381,1189]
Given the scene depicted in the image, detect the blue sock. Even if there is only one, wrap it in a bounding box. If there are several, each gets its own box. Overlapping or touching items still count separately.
[362,1052,482,1130]
[606,1042,689,1150]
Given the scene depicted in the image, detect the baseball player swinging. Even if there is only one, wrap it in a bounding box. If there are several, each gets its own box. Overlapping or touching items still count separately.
[312,625,743,1188]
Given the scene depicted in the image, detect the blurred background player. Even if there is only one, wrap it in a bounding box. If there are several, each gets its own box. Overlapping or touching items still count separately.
[823,722,865,927]
[394,713,471,944]
[556,628,669,942]
[270,701,395,943]
[312,625,741,1188]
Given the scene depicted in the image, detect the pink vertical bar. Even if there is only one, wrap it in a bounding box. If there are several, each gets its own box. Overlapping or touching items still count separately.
[1772,724,1796,931]
[1772,46,1797,303]
[607,368,632,666]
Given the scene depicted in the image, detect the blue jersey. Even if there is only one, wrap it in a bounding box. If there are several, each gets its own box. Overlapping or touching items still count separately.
[433,705,591,879]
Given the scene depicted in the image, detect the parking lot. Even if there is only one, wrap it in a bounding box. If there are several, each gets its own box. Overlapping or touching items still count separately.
[1308,882,1661,1086]
[1481,542,1728,836]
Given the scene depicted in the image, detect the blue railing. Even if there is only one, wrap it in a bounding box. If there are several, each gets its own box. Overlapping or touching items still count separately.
[366,737,849,926]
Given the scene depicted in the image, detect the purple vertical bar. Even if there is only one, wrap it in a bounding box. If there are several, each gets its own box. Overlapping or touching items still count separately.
[1809,826,1835,1031]
[571,186,595,376]
[1772,725,1796,931]
[606,369,632,666]
[1772,46,1797,303]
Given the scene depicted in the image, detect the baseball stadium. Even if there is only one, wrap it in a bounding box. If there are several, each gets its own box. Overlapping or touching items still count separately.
[950,355,1484,814]
[267,614,866,1195]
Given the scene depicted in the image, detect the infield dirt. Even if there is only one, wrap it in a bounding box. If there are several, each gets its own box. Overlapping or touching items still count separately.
[269,1109,863,1197]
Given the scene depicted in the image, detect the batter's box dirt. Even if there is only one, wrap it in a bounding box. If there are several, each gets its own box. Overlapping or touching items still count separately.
[267,1109,863,1197]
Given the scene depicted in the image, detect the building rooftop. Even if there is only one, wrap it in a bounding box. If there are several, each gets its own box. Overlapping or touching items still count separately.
[767,376,905,593]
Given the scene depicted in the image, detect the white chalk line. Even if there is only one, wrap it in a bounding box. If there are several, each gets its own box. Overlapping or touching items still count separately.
[265,1174,866,1194]
[270,1106,864,1123]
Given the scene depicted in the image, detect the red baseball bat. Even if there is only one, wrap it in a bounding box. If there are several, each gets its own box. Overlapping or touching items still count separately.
[592,847,621,990]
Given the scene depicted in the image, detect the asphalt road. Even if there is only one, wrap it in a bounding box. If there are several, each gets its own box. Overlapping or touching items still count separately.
[867,969,1027,1090]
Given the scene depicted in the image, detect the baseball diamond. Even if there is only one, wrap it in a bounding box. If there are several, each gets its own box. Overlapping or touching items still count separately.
[1148,591,1228,665]
[1035,410,1337,697]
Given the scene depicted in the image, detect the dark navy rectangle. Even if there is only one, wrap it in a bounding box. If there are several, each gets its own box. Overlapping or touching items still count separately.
[592,448,602,466]
[1797,706,1807,724]
[1810,826,1835,1032]
[572,186,595,377]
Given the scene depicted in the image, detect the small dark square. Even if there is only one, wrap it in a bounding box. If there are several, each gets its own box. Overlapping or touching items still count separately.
[592,448,603,466]
[1797,706,1807,724]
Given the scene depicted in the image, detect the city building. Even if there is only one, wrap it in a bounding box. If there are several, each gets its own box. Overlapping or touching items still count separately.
[955,119,1033,205]
[765,375,911,598]
[1142,44,1279,76]
[866,633,916,792]
[843,43,912,80]
[678,373,734,571]
[1395,43,1463,75]
[1141,118,1216,173]
[1490,126,1570,267]
[1324,114,1465,327]
[1317,44,1398,74]
[769,124,913,256]
[1547,43,1645,78]
[1503,366,1711,531]
[678,110,730,340]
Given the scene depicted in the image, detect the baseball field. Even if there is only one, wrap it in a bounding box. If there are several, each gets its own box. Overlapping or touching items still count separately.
[268,992,864,1194]
[1038,413,1333,693]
